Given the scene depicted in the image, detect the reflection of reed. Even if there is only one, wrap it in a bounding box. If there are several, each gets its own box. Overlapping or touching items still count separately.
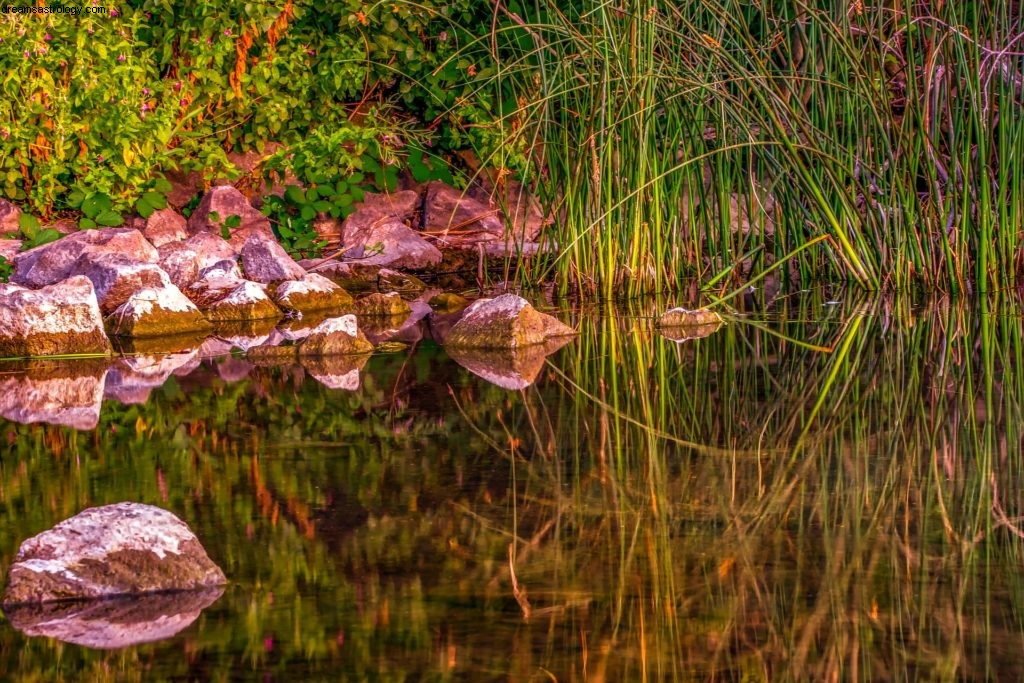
[459,293,1024,680]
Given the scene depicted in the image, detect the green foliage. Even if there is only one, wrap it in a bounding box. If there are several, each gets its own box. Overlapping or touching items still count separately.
[16,212,60,249]
[0,254,11,282]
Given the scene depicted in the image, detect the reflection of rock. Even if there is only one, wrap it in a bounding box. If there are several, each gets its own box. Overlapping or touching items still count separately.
[4,586,223,650]
[657,307,724,343]
[110,331,209,357]
[0,360,107,429]
[211,319,278,351]
[3,503,226,605]
[301,353,370,390]
[297,315,374,357]
[354,291,412,317]
[359,314,408,345]
[447,337,573,389]
[444,294,576,349]
[216,357,253,382]
[104,352,199,404]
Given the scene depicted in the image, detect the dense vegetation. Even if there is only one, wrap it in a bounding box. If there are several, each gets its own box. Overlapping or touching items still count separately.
[1,1,1022,293]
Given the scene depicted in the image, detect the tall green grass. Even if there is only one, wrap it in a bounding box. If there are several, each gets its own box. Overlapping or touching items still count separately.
[479,1,1024,295]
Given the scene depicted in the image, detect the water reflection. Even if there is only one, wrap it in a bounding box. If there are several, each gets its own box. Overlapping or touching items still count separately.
[1,294,1024,679]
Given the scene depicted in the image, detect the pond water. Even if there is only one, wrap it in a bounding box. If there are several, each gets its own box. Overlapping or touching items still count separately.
[2,293,1024,681]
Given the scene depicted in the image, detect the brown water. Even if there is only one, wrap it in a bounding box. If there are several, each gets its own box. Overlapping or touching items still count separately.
[2,294,1024,681]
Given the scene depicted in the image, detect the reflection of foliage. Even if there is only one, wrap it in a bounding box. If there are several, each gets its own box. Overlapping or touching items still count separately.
[3,298,1024,678]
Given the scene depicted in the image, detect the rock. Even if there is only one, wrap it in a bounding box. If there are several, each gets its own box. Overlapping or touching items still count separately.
[198,258,243,281]
[0,238,21,262]
[467,178,550,242]
[443,294,576,349]
[3,586,223,649]
[312,215,343,252]
[301,353,370,390]
[210,318,277,350]
[239,232,306,283]
[342,219,442,270]
[0,276,111,357]
[12,229,158,289]
[187,185,272,240]
[300,261,426,294]
[657,307,723,328]
[422,181,506,244]
[143,208,188,247]
[447,337,574,389]
[273,273,353,314]
[2,503,226,605]
[106,285,213,338]
[0,198,21,233]
[428,292,470,312]
[354,292,412,317]
[296,315,374,356]
[71,252,174,314]
[362,299,430,345]
[157,233,237,290]
[188,278,283,323]
[0,360,107,429]
[340,190,419,241]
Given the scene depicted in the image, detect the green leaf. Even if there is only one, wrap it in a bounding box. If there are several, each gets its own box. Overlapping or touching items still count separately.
[313,200,332,213]
[224,214,242,229]
[306,187,320,202]
[32,228,62,247]
[18,213,40,238]
[221,225,231,239]
[300,205,316,221]
[67,190,87,208]
[285,186,306,204]
[136,197,155,218]
[141,191,167,210]
[152,178,173,194]
[95,210,124,227]
[208,210,222,223]
[79,217,97,230]
[81,193,112,219]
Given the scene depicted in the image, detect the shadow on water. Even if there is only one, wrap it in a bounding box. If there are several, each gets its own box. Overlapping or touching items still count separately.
[1,292,1024,679]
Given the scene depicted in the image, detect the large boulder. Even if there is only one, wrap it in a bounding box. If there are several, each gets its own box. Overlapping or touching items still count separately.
[187,186,272,242]
[157,232,237,290]
[239,232,306,283]
[142,208,188,247]
[342,220,441,270]
[188,278,283,323]
[354,291,412,317]
[0,360,107,430]
[0,276,111,357]
[443,294,576,349]
[273,273,353,314]
[467,178,550,242]
[106,284,213,339]
[71,252,174,314]
[296,315,374,356]
[0,238,21,262]
[12,229,158,288]
[340,190,419,242]
[2,503,226,605]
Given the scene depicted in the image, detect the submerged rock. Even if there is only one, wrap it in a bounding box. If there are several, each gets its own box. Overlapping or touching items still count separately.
[0,276,111,358]
[3,586,223,650]
[428,292,470,312]
[448,337,574,389]
[657,307,725,342]
[354,291,412,317]
[2,503,226,605]
[273,273,353,314]
[0,360,107,429]
[443,294,576,349]
[297,315,374,356]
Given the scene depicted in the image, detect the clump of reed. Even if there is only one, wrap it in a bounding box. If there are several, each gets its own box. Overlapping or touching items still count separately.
[477,1,1024,295]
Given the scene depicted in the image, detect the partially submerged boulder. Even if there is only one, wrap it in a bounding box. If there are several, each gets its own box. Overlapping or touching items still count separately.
[657,307,723,328]
[239,232,306,283]
[297,315,374,356]
[106,285,213,339]
[72,253,174,314]
[273,273,353,314]
[443,294,575,349]
[2,503,226,605]
[0,276,111,358]
[12,228,158,288]
[188,278,283,323]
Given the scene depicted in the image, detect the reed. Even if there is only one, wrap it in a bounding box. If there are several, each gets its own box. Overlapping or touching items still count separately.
[475,1,1024,295]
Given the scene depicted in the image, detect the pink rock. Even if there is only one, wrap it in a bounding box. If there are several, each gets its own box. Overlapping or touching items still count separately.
[157,233,236,290]
[103,353,199,404]
[72,252,173,314]
[422,181,505,244]
[143,208,188,247]
[0,199,20,233]
[239,232,306,283]
[0,238,21,262]
[342,219,441,271]
[443,294,576,349]
[187,186,271,239]
[467,178,550,242]
[0,276,111,357]
[12,229,158,288]
[340,190,419,244]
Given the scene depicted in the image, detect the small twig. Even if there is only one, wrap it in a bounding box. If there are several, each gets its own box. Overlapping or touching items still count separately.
[508,543,532,621]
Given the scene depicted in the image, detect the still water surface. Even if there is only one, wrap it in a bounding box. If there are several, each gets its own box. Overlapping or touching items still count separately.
[2,294,1023,681]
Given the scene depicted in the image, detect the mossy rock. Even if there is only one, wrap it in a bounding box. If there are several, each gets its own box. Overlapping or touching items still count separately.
[354,292,412,317]
[444,294,576,350]
[428,292,470,312]
[273,274,354,315]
